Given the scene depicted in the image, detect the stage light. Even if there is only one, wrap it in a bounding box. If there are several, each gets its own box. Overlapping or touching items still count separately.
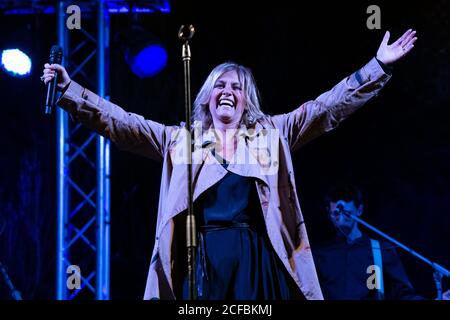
[125,44,168,78]
[120,25,168,78]
[107,0,171,14]
[1,48,32,77]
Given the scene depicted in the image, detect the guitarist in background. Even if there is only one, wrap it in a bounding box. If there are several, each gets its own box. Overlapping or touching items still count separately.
[313,184,449,300]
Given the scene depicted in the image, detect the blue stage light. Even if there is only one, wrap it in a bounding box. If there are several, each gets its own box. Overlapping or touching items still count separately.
[126,44,168,78]
[3,0,171,15]
[1,49,32,77]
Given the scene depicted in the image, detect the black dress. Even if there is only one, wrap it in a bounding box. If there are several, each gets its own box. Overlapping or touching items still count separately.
[183,151,302,300]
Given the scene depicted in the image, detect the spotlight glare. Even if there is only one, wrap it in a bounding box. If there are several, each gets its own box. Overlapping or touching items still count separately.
[128,45,168,78]
[1,49,32,77]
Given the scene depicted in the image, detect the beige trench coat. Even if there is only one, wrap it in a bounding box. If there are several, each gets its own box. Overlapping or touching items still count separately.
[57,57,391,300]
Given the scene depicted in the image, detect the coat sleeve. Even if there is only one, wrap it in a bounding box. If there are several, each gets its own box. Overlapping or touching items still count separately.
[56,81,176,161]
[270,57,392,151]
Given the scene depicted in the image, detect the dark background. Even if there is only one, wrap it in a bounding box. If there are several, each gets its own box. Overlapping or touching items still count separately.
[0,0,449,299]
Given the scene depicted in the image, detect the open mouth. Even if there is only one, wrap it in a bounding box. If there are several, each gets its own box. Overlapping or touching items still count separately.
[217,98,235,109]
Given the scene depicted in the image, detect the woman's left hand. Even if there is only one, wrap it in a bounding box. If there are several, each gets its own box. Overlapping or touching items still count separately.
[376,29,417,65]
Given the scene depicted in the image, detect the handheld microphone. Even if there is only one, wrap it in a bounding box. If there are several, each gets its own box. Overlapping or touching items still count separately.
[45,45,63,115]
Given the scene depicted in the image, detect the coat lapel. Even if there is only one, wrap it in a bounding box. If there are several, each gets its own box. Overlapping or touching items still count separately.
[157,122,278,237]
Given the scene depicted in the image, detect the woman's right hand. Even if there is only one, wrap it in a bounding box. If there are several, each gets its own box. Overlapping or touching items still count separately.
[41,63,71,91]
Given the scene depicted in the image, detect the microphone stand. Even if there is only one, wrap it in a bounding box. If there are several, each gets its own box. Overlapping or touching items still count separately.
[178,25,197,300]
[343,212,450,299]
[0,261,22,300]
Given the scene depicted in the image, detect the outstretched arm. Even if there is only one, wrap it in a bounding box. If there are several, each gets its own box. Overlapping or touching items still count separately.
[376,29,417,65]
[272,29,417,151]
[41,64,175,161]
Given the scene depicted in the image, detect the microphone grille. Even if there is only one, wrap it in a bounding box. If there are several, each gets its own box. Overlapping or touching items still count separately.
[49,45,63,64]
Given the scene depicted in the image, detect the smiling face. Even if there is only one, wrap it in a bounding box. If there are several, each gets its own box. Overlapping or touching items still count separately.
[208,70,246,127]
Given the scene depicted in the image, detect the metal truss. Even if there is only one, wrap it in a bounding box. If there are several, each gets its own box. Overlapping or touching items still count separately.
[3,0,171,300]
[56,0,110,300]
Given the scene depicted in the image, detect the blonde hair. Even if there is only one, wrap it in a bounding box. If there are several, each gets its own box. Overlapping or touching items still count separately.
[192,62,266,129]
